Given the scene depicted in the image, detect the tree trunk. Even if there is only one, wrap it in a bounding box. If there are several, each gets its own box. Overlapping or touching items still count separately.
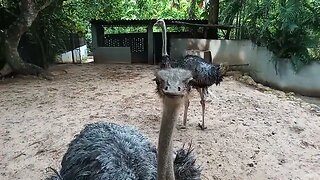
[188,0,197,19]
[188,0,199,37]
[210,0,219,25]
[0,0,53,79]
[34,25,48,69]
[207,0,219,39]
[4,35,49,76]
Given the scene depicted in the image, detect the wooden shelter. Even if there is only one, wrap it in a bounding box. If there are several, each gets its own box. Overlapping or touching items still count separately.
[90,19,212,64]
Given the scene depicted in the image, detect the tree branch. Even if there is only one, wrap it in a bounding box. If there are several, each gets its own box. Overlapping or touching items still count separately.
[4,0,54,42]
[0,7,19,18]
[18,0,53,27]
[19,0,37,27]
[38,0,53,11]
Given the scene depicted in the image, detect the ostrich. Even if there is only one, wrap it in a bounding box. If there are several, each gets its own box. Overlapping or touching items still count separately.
[154,19,223,130]
[181,55,223,130]
[48,68,201,180]
[154,19,248,130]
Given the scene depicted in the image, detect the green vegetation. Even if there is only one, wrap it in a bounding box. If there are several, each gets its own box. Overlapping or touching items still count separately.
[0,0,319,76]
[221,0,320,70]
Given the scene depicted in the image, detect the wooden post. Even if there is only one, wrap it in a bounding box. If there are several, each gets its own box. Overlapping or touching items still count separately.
[147,22,154,65]
[91,24,104,62]
[91,24,104,49]
[207,0,219,39]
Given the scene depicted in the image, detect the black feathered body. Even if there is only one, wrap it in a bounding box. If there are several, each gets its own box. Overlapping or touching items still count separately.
[50,122,200,180]
[59,122,157,180]
[182,55,223,88]
[160,55,171,69]
[160,54,223,88]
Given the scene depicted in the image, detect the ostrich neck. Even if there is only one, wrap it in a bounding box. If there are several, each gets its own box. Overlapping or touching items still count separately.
[160,24,168,56]
[157,99,180,180]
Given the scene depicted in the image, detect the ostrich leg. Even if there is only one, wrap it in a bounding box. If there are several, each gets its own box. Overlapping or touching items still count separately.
[197,88,207,130]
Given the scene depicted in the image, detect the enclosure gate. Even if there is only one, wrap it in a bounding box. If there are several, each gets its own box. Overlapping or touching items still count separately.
[104,33,147,63]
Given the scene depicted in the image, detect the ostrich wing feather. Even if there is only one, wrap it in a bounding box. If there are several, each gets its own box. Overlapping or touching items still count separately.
[47,122,201,180]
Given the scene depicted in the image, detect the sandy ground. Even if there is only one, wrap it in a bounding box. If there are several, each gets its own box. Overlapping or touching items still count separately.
[0,64,320,180]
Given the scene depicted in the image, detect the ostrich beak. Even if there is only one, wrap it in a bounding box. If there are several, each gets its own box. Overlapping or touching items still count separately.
[154,21,160,26]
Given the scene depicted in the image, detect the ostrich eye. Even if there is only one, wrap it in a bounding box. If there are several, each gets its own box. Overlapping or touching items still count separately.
[153,78,163,86]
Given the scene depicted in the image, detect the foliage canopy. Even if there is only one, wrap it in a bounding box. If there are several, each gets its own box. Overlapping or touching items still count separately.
[220,0,320,70]
[0,0,319,71]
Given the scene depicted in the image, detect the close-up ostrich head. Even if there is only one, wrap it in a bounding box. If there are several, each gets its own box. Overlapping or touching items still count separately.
[154,68,193,100]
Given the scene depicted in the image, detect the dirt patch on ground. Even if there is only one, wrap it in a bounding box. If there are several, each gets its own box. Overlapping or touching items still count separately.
[0,64,319,180]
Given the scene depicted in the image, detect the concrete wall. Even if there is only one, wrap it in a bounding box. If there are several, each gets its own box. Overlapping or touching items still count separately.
[170,39,320,97]
[93,47,131,64]
[56,45,88,63]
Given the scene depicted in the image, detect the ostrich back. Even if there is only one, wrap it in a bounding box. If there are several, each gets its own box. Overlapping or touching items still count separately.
[159,55,185,70]
[182,55,223,87]
[50,122,201,180]
[160,55,223,87]
[160,55,172,69]
[59,122,157,180]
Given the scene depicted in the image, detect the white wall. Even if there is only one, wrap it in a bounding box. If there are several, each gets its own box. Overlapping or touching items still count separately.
[56,45,88,63]
[170,39,320,97]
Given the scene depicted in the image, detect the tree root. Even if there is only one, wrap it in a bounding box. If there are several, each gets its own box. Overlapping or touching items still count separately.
[16,62,54,80]
[0,63,13,78]
[1,62,54,80]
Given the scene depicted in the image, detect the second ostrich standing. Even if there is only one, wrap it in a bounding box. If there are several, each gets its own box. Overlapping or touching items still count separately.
[154,19,223,130]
